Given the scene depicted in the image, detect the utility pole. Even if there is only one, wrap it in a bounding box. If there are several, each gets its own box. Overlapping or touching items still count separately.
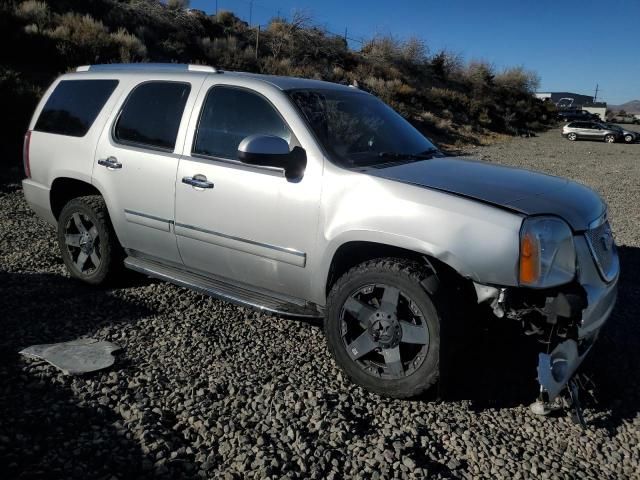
[344,27,348,43]
[215,0,218,16]
[255,25,260,60]
[594,84,599,102]
[249,0,253,26]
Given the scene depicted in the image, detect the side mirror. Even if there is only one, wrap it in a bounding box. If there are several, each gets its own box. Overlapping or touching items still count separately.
[237,135,306,180]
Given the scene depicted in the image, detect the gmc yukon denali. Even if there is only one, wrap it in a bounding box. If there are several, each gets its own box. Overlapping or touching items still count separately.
[22,64,619,408]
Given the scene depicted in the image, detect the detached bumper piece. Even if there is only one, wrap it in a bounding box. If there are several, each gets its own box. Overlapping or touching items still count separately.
[537,339,580,402]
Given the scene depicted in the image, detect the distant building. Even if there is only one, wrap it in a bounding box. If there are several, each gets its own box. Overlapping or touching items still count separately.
[535,91,607,121]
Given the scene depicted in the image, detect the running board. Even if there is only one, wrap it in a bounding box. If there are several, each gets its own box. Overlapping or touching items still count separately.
[124,256,323,319]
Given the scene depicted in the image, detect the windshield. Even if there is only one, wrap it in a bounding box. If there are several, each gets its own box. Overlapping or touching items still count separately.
[288,88,438,167]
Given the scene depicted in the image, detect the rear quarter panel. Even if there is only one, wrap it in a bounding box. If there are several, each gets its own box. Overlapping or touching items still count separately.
[26,73,127,196]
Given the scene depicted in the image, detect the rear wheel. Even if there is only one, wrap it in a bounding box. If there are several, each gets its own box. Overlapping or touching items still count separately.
[567,132,577,141]
[604,134,616,143]
[57,195,122,285]
[325,258,442,399]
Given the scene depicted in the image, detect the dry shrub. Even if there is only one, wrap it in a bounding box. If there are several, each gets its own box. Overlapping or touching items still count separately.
[167,0,190,10]
[495,66,540,93]
[47,13,111,61]
[111,28,147,62]
[15,0,49,32]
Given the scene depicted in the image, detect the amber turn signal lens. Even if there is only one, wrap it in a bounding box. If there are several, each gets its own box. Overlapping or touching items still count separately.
[519,232,540,285]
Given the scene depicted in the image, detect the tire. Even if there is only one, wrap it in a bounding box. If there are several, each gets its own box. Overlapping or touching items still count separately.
[567,132,577,141]
[624,134,633,143]
[324,258,442,399]
[57,195,123,285]
[604,134,616,143]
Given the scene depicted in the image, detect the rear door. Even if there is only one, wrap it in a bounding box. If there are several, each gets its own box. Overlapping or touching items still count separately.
[92,76,203,264]
[585,122,606,140]
[174,79,323,301]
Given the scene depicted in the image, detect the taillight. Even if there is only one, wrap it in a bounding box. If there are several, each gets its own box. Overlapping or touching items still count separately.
[23,130,32,178]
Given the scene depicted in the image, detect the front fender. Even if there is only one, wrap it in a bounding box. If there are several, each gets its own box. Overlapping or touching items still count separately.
[311,166,524,304]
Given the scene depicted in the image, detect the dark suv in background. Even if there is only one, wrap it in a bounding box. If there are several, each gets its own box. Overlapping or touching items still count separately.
[557,109,601,123]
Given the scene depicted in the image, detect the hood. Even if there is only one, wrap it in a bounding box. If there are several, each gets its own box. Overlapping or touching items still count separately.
[367,157,605,231]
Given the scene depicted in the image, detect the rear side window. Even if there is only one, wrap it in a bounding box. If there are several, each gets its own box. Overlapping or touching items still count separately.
[193,86,291,160]
[34,80,118,137]
[114,82,191,151]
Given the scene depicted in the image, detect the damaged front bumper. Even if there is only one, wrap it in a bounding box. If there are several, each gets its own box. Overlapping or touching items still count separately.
[475,235,619,403]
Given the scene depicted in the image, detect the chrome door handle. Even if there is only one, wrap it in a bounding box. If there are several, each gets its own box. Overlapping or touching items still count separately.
[182,175,214,189]
[98,156,122,169]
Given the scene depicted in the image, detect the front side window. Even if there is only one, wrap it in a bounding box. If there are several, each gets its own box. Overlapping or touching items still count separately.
[288,88,438,167]
[193,86,291,160]
[35,79,118,137]
[114,81,191,151]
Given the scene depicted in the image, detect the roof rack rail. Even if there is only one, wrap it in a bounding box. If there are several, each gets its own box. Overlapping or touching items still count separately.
[76,63,222,74]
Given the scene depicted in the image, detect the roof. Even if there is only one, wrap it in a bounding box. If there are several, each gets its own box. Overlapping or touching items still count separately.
[75,63,357,93]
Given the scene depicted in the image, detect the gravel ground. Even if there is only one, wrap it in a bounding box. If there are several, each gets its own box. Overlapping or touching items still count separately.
[1,125,639,479]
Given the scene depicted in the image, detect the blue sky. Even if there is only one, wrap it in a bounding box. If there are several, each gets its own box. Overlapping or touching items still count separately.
[191,0,640,104]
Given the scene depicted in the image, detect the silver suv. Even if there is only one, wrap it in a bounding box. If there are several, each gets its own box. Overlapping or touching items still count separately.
[562,121,621,143]
[23,64,618,404]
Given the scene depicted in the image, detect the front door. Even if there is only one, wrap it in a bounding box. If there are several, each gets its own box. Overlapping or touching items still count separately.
[93,77,202,264]
[174,80,322,301]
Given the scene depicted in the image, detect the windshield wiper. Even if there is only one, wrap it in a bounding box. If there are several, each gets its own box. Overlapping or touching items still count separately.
[377,148,440,161]
[347,148,441,168]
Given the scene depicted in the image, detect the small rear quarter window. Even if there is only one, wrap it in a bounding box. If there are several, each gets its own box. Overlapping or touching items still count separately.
[34,79,118,137]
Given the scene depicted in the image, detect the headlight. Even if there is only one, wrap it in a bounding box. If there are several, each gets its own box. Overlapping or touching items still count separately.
[519,216,576,288]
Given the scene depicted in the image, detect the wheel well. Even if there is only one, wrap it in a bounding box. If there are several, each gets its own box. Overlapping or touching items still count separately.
[325,241,467,295]
[50,177,102,220]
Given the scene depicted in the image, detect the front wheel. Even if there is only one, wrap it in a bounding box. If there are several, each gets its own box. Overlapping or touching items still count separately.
[567,133,577,141]
[324,258,441,399]
[57,195,122,285]
[624,134,634,143]
[604,134,616,143]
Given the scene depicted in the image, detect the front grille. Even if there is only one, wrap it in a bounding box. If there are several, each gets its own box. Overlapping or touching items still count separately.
[585,220,617,281]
